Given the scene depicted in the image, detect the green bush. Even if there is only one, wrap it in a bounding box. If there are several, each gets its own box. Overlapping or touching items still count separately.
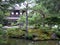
[26,34,33,40]
[7,28,25,37]
[0,24,2,28]
[55,30,60,38]
[0,25,7,44]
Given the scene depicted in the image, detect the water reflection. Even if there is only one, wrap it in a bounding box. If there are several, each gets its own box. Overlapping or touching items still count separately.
[0,38,59,45]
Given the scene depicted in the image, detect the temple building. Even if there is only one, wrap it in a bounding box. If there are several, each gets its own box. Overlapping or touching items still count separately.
[4,4,20,26]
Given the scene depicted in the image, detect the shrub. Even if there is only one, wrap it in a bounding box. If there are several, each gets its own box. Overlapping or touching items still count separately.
[7,28,25,37]
[55,31,60,38]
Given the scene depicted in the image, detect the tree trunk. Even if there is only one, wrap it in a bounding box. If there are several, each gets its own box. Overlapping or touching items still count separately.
[26,4,28,34]
[40,10,45,27]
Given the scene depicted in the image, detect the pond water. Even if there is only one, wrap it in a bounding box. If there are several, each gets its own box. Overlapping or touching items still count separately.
[0,38,59,45]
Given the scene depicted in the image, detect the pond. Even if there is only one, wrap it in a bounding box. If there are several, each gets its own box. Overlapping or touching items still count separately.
[0,38,59,45]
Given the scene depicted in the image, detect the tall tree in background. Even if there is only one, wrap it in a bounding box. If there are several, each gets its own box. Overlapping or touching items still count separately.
[36,0,60,16]
[33,2,49,27]
[34,0,60,27]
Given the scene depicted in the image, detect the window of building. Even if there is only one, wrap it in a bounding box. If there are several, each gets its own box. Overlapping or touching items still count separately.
[11,12,14,15]
[16,12,18,15]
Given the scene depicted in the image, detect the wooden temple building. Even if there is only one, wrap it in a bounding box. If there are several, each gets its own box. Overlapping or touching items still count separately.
[2,4,27,28]
[3,4,21,28]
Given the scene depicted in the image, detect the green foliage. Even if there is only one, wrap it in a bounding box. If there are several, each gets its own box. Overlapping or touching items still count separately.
[0,24,3,35]
[18,12,42,29]
[28,13,41,25]
[38,0,60,15]
[55,29,60,38]
[0,11,4,24]
[45,17,60,25]
[7,28,25,37]
[9,0,25,4]
[0,25,7,44]
[18,15,26,23]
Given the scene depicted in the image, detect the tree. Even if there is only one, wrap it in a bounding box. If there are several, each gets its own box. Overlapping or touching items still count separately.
[36,0,60,16]
[45,17,60,29]
[32,3,49,27]
[33,0,60,28]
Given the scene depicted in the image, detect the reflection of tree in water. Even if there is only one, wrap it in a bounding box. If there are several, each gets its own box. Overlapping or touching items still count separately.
[0,38,58,45]
[28,41,34,45]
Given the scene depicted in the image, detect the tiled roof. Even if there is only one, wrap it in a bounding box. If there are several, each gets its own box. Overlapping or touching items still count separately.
[6,17,20,19]
[2,26,19,28]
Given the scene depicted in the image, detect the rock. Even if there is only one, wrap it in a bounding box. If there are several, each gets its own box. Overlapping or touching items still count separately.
[51,33,58,39]
[33,37,39,41]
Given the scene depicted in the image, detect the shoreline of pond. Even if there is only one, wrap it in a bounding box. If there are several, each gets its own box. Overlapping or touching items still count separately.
[9,36,59,41]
